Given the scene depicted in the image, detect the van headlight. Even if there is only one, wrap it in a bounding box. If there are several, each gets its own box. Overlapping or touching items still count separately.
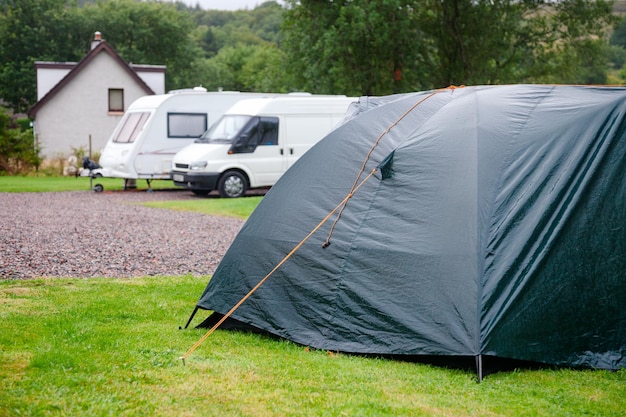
[189,161,207,170]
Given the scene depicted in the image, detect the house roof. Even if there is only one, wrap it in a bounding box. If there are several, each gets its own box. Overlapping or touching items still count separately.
[28,40,158,118]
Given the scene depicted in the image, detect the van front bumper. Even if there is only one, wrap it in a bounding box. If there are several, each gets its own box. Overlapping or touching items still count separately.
[171,170,220,191]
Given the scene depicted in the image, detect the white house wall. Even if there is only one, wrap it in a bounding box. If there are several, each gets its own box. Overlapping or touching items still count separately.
[36,64,73,100]
[35,52,150,159]
[133,67,166,95]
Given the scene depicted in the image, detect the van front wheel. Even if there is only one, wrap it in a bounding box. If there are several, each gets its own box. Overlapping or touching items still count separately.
[218,171,247,198]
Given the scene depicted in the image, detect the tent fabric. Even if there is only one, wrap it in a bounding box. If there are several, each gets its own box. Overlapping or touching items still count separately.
[194,85,626,372]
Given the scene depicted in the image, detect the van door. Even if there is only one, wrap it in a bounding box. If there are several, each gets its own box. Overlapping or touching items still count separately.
[284,115,333,170]
[230,116,285,186]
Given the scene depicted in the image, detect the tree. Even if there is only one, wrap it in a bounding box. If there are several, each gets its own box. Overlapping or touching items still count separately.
[193,44,278,91]
[611,16,626,47]
[282,0,429,96]
[239,45,295,92]
[0,105,40,174]
[77,0,202,91]
[0,0,88,113]
[512,0,615,85]
[417,0,531,86]
[0,0,205,112]
[192,1,284,58]
[188,45,293,93]
[282,0,616,94]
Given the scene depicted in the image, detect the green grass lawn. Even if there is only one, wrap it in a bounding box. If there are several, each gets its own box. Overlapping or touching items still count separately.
[0,174,174,192]
[140,198,262,219]
[1,176,625,416]
[0,175,263,219]
[1,276,624,417]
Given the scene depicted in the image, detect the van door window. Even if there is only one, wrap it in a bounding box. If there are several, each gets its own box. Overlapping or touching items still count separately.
[257,117,279,146]
[230,117,279,154]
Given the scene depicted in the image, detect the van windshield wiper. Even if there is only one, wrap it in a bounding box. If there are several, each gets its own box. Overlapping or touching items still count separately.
[207,138,233,144]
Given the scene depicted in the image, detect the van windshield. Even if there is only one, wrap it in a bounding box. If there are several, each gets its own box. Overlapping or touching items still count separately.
[196,115,251,143]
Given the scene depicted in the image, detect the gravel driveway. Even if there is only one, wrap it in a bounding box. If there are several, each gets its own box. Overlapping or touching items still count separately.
[0,189,246,279]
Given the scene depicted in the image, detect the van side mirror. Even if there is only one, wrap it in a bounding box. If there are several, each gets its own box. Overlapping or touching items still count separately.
[230,134,255,154]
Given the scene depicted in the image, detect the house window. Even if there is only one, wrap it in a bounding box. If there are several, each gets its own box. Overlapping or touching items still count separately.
[108,89,124,112]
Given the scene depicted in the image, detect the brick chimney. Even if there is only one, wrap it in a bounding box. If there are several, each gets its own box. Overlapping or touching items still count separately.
[91,31,102,50]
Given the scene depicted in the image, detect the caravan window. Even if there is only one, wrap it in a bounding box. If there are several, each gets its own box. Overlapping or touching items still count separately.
[168,113,208,138]
[112,112,150,143]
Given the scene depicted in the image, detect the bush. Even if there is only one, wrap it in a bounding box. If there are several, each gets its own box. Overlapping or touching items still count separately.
[0,106,41,175]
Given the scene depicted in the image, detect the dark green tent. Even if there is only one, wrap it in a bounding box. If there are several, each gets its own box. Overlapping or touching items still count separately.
[188,85,625,377]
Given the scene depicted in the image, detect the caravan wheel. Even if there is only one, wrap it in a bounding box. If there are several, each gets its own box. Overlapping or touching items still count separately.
[218,171,247,198]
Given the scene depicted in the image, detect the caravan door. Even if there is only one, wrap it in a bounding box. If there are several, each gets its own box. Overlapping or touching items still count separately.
[98,111,151,178]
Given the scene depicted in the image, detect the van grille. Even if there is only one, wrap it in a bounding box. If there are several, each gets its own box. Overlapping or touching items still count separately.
[175,163,189,169]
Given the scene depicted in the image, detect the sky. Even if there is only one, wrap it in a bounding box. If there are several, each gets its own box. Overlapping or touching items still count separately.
[179,0,281,11]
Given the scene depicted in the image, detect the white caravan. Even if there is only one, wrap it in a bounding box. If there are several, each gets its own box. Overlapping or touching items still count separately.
[95,88,281,189]
[171,95,356,197]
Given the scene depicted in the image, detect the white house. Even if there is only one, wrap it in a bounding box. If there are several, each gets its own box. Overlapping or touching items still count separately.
[28,32,166,159]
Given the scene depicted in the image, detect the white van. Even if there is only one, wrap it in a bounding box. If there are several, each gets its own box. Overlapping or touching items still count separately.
[95,88,281,188]
[171,95,356,197]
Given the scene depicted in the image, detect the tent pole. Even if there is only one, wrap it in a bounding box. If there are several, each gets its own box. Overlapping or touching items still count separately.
[476,354,483,382]
[181,306,199,330]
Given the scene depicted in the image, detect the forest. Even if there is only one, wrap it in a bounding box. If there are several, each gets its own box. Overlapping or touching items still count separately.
[1,0,626,115]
